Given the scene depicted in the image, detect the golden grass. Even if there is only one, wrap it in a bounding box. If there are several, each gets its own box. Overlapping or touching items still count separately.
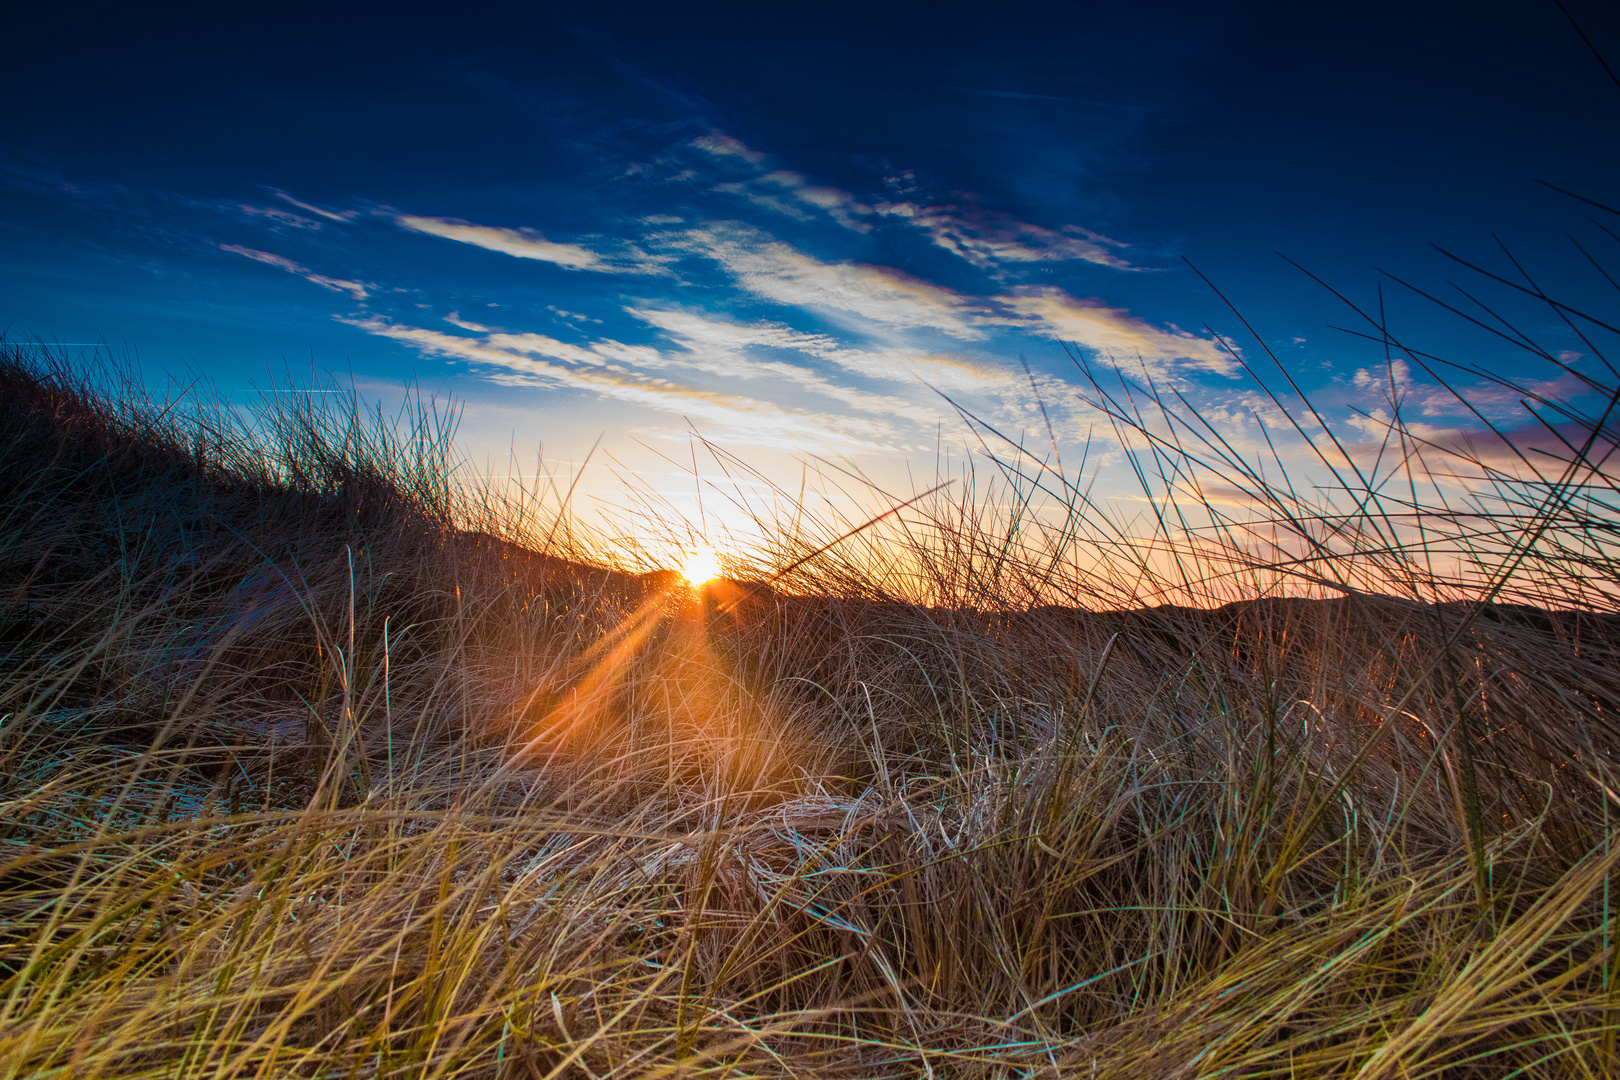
[2,325,1620,1079]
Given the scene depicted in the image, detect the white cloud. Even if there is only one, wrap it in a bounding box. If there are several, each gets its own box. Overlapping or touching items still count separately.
[691,134,768,164]
[997,287,1236,376]
[477,330,607,367]
[1351,358,1414,393]
[218,244,369,300]
[626,307,944,422]
[686,133,1129,260]
[234,204,322,229]
[755,171,873,233]
[1344,408,1463,447]
[1348,360,1594,424]
[628,306,840,355]
[711,167,876,233]
[635,309,1016,395]
[546,304,602,324]
[444,312,491,332]
[876,202,1134,270]
[623,308,1051,433]
[828,348,1025,395]
[674,223,987,339]
[712,182,814,222]
[345,316,899,453]
[273,190,356,222]
[688,139,1129,261]
[395,215,607,270]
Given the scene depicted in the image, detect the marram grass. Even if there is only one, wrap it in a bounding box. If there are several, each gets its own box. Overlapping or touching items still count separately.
[3,331,1620,1080]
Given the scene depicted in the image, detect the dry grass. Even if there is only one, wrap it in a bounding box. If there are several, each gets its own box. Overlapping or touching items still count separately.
[4,278,1620,1080]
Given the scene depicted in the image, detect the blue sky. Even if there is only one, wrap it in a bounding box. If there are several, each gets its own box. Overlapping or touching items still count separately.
[6,0,1620,555]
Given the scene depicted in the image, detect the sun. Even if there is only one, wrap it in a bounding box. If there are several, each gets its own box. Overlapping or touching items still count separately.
[679,545,723,586]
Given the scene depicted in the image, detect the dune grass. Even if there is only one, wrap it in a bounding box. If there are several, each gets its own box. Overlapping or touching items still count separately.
[3,270,1620,1080]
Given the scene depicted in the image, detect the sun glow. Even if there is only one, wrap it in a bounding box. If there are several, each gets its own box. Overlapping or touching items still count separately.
[679,545,723,586]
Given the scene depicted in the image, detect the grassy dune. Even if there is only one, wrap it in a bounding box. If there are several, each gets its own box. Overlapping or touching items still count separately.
[3,329,1620,1080]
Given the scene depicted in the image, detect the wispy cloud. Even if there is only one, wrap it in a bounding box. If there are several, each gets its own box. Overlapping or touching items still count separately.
[219,244,369,300]
[273,190,357,222]
[1342,410,1466,450]
[233,204,323,230]
[755,171,873,233]
[347,316,899,453]
[1341,414,1619,480]
[690,133,768,164]
[628,304,1019,394]
[433,318,674,373]
[398,214,674,276]
[877,202,1134,270]
[711,171,877,231]
[828,348,1027,396]
[711,182,815,222]
[627,306,841,355]
[395,215,609,271]
[687,132,1132,265]
[652,224,1219,390]
[674,223,987,339]
[997,286,1235,376]
[1347,360,1596,424]
[624,306,1056,438]
[626,307,944,421]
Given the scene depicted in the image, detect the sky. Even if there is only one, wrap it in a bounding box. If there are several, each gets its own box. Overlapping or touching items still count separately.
[6,0,1620,562]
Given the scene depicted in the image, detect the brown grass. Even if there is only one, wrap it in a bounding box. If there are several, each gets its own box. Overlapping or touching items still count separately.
[2,305,1620,1080]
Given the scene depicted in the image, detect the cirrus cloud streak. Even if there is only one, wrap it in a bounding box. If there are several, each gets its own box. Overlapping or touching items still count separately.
[344,316,903,454]
[219,244,369,300]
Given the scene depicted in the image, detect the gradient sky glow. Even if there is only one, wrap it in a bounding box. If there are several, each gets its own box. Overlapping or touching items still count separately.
[7,0,1620,560]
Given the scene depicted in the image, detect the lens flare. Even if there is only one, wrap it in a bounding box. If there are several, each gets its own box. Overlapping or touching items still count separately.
[679,545,722,586]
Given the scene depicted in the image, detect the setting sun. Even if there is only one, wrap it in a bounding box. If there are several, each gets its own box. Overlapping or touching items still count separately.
[679,545,723,586]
